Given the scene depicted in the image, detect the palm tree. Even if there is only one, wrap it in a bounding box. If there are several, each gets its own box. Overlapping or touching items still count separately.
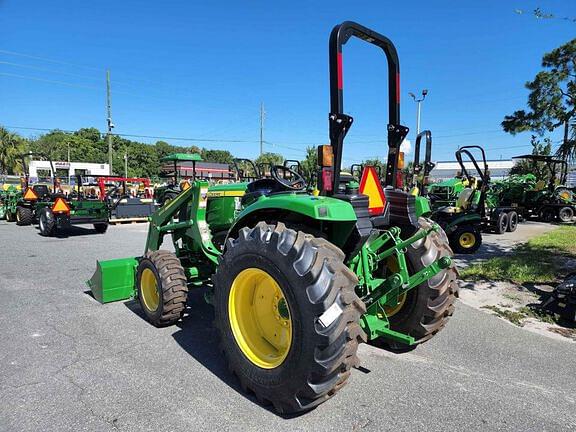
[0,127,26,174]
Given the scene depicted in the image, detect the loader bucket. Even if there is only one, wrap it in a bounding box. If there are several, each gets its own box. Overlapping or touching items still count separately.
[87,257,139,303]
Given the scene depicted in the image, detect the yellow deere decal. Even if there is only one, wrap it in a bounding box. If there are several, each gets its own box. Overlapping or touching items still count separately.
[206,190,245,198]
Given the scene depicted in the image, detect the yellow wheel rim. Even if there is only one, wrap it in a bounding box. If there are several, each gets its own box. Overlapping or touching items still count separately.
[382,257,408,317]
[140,268,160,312]
[229,268,292,369]
[459,232,476,248]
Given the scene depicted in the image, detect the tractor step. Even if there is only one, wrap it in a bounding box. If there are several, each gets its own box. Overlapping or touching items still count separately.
[87,257,139,303]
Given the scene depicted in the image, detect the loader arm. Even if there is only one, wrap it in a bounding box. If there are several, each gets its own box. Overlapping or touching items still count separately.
[145,180,220,265]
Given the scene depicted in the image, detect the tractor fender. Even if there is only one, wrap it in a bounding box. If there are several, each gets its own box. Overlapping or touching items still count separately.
[225,194,357,250]
[444,213,482,234]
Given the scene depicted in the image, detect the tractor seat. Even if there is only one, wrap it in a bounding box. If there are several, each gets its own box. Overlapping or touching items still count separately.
[241,178,284,206]
[32,184,51,198]
[534,180,546,191]
[438,188,474,214]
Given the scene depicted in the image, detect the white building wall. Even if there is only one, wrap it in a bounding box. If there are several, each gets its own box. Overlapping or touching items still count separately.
[29,160,110,180]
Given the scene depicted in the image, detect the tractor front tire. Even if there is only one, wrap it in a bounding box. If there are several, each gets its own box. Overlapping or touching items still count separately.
[213,222,366,414]
[449,224,482,254]
[136,250,189,327]
[38,208,56,236]
[16,206,33,226]
[94,223,108,234]
[381,218,458,350]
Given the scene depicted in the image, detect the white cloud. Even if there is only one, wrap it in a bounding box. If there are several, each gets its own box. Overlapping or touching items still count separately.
[400,138,411,155]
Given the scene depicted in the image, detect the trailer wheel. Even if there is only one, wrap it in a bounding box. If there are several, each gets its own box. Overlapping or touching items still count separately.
[540,207,556,223]
[136,250,189,327]
[495,212,509,234]
[213,222,365,414]
[16,206,33,226]
[38,208,56,236]
[558,207,574,223]
[379,218,458,350]
[507,211,518,232]
[450,224,482,254]
[93,223,108,234]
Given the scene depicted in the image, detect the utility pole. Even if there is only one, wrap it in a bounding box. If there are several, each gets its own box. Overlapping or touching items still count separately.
[106,70,115,175]
[259,102,265,156]
[408,89,428,135]
[124,149,128,178]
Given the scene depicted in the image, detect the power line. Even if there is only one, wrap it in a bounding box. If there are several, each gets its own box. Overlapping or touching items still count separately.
[0,49,102,72]
[0,72,101,90]
[4,125,257,144]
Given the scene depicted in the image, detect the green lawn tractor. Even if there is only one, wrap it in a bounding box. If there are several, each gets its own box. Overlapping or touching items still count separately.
[431,146,522,253]
[154,153,203,206]
[431,146,487,254]
[0,183,22,221]
[501,154,575,222]
[88,21,458,414]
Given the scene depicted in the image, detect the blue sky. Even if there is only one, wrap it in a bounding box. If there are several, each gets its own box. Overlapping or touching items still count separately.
[0,0,574,166]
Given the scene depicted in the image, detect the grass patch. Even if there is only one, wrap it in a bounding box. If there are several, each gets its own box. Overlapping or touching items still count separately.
[481,305,526,326]
[481,304,560,327]
[461,225,576,284]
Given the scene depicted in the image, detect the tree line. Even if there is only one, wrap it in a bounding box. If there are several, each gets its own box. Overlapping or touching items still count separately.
[0,126,291,179]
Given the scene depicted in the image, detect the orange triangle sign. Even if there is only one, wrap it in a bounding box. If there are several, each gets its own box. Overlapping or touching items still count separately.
[52,197,70,214]
[23,187,38,200]
[359,166,386,216]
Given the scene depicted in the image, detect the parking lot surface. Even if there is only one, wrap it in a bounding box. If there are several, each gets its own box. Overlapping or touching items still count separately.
[1,221,575,432]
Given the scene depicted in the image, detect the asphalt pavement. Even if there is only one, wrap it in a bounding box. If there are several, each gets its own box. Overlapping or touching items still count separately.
[0,220,574,432]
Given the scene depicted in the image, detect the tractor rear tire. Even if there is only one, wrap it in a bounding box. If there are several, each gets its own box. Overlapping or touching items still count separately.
[38,208,56,237]
[507,211,518,232]
[558,207,574,223]
[495,211,509,234]
[16,206,33,226]
[449,224,482,254]
[213,222,366,414]
[381,218,458,350]
[136,250,189,327]
[94,223,108,234]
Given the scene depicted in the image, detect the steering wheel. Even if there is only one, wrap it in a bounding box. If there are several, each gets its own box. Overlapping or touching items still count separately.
[270,165,307,191]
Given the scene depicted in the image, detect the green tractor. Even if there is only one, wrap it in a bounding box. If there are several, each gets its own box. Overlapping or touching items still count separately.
[36,174,110,236]
[154,153,203,205]
[430,146,488,254]
[0,182,23,221]
[12,152,109,235]
[13,152,59,226]
[88,21,458,414]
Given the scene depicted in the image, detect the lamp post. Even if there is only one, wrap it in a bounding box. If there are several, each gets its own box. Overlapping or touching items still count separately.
[408,89,428,135]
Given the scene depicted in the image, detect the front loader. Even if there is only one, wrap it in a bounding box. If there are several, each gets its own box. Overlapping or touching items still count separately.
[88,21,458,414]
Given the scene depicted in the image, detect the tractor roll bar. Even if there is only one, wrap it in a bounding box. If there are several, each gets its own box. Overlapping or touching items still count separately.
[413,130,434,193]
[20,152,56,192]
[328,21,408,191]
[233,158,260,181]
[413,130,434,175]
[455,146,489,184]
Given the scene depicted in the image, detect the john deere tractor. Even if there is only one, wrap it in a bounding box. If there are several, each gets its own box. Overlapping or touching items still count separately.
[13,152,59,226]
[89,21,458,414]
